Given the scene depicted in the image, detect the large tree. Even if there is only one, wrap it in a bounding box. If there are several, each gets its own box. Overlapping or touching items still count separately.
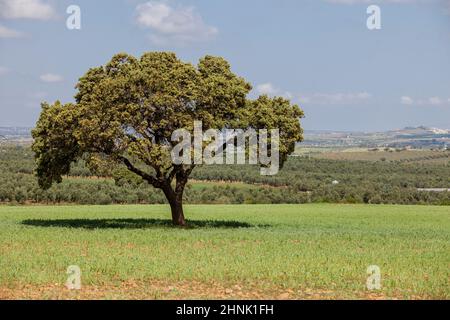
[32,52,304,226]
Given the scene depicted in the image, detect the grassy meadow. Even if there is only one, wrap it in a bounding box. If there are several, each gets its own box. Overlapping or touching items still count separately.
[0,204,448,300]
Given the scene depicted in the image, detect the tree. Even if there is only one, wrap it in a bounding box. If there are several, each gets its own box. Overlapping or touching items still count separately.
[32,52,304,226]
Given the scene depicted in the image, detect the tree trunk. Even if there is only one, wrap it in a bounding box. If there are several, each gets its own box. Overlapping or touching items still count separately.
[120,157,191,226]
[162,184,186,226]
[169,196,186,226]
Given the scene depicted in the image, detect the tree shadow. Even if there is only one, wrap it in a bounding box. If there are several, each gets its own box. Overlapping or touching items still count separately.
[21,218,269,230]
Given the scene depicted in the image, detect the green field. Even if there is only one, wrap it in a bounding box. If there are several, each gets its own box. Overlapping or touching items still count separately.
[0,204,449,300]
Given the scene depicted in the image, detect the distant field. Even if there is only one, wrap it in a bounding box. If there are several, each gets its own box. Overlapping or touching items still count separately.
[2,145,449,206]
[67,177,263,191]
[0,204,448,300]
[309,149,450,163]
[188,180,277,191]
[65,177,268,195]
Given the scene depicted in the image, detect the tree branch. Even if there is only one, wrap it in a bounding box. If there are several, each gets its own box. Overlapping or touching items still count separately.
[118,155,163,188]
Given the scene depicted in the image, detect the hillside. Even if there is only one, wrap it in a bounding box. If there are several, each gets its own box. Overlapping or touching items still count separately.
[302,126,450,149]
[2,126,450,150]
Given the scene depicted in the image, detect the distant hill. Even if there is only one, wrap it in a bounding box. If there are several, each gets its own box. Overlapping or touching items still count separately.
[303,126,450,149]
[0,127,32,137]
[0,127,32,143]
[1,126,449,149]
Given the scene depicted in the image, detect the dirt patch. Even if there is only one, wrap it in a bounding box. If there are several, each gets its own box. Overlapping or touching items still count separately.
[0,280,412,300]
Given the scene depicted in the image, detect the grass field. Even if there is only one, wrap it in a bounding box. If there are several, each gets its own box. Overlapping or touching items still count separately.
[309,149,450,163]
[0,204,449,300]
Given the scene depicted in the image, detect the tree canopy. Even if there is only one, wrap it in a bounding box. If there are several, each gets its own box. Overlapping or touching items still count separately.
[32,52,304,225]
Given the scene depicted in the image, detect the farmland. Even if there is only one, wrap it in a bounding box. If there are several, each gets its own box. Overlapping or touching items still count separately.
[1,145,449,206]
[0,138,449,300]
[0,204,448,300]
[310,149,450,164]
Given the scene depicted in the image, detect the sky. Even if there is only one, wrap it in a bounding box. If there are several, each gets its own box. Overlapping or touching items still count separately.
[0,0,449,131]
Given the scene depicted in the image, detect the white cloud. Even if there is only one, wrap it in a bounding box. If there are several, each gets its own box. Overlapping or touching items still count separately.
[40,73,63,83]
[135,1,218,45]
[401,96,414,105]
[298,92,372,105]
[256,83,277,96]
[0,24,24,38]
[255,83,292,99]
[401,95,449,106]
[428,96,443,105]
[0,0,56,20]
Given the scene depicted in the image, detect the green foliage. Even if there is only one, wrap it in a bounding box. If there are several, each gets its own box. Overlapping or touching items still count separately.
[32,52,303,199]
[31,102,81,189]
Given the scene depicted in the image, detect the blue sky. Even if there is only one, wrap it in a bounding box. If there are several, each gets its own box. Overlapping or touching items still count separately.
[0,0,449,131]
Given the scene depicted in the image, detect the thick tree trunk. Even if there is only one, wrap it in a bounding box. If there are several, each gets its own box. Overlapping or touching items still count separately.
[120,157,191,226]
[169,196,186,226]
[162,184,186,226]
